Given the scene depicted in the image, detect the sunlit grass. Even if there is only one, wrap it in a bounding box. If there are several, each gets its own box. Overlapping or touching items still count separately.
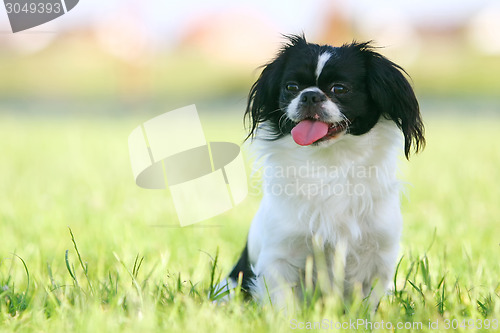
[0,112,499,332]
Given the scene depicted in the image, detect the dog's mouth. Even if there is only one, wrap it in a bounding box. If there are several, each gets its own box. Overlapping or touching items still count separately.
[291,119,351,146]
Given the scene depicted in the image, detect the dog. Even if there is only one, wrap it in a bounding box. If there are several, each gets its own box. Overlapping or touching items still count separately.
[218,35,424,309]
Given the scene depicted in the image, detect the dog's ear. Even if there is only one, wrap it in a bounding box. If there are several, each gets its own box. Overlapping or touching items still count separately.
[364,47,425,159]
[245,34,307,140]
[244,59,283,140]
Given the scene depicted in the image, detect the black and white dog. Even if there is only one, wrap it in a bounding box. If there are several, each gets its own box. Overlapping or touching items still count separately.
[220,35,424,308]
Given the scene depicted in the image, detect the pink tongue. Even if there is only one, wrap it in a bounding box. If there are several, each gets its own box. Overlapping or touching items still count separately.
[291,120,329,146]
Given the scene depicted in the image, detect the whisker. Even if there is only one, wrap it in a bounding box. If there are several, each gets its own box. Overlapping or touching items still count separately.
[268,108,284,115]
[278,113,289,135]
[339,113,351,131]
[340,113,351,124]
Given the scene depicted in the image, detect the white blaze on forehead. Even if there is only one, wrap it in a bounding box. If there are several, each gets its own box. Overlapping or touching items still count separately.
[315,52,332,81]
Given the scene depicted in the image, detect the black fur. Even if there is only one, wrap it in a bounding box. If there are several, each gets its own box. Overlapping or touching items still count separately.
[228,243,255,298]
[244,34,425,159]
[364,47,425,158]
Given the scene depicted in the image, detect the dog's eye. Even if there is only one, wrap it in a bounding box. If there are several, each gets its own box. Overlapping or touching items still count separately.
[331,84,349,95]
[286,83,299,92]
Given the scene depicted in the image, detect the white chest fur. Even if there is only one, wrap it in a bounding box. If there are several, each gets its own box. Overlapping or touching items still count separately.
[247,120,404,305]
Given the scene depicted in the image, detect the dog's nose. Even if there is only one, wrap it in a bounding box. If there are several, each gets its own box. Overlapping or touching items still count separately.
[300,91,326,105]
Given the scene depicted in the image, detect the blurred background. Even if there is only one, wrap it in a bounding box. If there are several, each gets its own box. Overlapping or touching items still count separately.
[1,0,499,116]
[0,0,499,298]
[1,0,500,246]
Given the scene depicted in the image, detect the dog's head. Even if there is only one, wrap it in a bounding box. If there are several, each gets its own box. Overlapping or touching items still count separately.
[245,34,425,158]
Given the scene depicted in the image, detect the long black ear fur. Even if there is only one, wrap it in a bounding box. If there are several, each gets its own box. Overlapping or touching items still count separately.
[244,60,283,140]
[244,34,308,140]
[364,45,425,159]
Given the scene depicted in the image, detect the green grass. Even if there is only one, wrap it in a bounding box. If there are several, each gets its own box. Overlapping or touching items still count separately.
[0,111,499,332]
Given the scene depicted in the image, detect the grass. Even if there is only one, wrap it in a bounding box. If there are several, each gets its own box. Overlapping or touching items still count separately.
[0,109,499,332]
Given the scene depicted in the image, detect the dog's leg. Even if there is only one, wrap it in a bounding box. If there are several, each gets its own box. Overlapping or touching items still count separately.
[344,243,399,310]
[250,258,302,311]
[227,243,255,298]
[212,243,255,302]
